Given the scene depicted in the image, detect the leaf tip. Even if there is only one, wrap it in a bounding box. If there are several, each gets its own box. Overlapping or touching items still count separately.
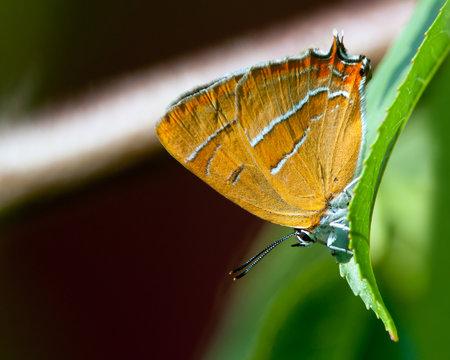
[389,329,399,342]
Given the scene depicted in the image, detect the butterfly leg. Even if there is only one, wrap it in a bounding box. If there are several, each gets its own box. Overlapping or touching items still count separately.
[326,224,353,262]
[330,221,350,232]
[327,244,353,255]
[343,176,361,198]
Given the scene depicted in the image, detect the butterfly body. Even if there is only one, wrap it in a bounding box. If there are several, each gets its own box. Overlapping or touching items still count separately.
[157,34,371,260]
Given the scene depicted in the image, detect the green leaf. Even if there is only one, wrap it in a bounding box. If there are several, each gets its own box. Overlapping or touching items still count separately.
[343,0,450,341]
[248,259,372,360]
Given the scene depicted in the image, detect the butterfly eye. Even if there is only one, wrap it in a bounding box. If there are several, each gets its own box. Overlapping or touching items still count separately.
[298,230,313,243]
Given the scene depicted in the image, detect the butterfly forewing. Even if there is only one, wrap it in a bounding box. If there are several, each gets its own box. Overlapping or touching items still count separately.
[157,75,321,228]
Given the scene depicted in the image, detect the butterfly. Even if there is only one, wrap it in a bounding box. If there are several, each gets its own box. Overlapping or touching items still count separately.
[156,32,371,278]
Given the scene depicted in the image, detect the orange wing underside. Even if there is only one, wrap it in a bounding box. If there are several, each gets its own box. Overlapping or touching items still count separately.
[157,37,365,229]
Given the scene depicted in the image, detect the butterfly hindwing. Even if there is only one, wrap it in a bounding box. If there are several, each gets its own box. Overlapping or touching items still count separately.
[236,41,364,206]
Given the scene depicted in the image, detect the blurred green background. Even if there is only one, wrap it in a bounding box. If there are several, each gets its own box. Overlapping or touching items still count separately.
[1,0,449,359]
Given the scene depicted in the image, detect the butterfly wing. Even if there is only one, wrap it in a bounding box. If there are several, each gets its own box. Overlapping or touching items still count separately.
[157,36,369,229]
[157,74,323,228]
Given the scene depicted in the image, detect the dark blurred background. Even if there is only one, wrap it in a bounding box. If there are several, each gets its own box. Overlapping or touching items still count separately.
[1,0,369,110]
[1,0,440,359]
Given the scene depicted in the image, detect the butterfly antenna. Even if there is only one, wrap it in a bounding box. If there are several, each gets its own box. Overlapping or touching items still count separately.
[229,232,295,280]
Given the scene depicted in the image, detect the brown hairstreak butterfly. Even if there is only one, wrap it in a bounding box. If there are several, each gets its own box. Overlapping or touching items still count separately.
[156,31,371,278]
